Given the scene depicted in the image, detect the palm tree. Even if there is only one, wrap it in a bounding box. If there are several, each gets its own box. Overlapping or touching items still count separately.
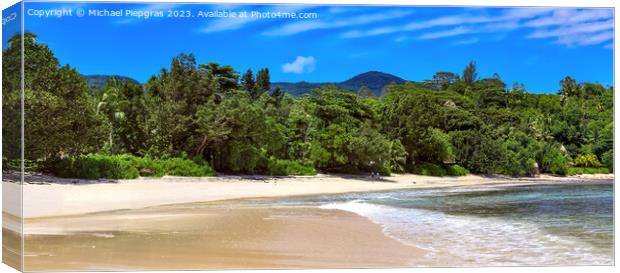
[95,79,129,152]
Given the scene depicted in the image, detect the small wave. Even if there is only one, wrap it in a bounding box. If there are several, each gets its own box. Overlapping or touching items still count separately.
[319,200,611,266]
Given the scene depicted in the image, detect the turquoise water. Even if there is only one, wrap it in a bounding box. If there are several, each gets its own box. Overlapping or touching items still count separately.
[264,182,614,266]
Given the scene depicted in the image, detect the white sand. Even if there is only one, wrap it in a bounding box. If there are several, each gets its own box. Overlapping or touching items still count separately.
[2,173,613,219]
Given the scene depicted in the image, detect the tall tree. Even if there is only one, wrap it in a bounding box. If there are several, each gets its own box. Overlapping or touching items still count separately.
[241,69,256,95]
[255,68,271,98]
[427,71,460,90]
[463,61,478,86]
[558,76,581,98]
[2,32,105,159]
[201,62,239,91]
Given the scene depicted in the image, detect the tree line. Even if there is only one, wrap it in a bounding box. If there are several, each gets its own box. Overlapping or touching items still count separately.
[2,33,613,177]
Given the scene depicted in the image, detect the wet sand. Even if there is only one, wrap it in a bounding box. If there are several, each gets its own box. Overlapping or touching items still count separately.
[19,202,422,271]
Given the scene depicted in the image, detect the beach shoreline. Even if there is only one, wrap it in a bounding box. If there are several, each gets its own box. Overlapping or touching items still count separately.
[2,172,614,219]
[2,173,613,270]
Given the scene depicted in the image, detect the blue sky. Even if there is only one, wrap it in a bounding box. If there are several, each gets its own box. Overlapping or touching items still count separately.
[8,2,615,93]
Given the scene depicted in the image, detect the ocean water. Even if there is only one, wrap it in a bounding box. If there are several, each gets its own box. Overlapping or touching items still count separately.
[262,182,614,266]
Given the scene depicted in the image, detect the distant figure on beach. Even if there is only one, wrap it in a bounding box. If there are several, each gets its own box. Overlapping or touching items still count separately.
[369,160,381,181]
[370,172,382,181]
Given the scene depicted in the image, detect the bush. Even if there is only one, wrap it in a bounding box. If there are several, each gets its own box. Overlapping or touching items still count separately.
[548,161,569,176]
[411,162,447,177]
[53,154,139,179]
[51,154,215,179]
[567,167,609,176]
[447,164,470,176]
[574,154,602,167]
[540,144,569,175]
[133,157,166,177]
[162,158,215,177]
[267,159,317,176]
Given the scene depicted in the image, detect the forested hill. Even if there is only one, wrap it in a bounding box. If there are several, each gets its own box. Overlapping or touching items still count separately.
[82,74,140,89]
[2,33,614,180]
[82,71,405,96]
[272,71,407,96]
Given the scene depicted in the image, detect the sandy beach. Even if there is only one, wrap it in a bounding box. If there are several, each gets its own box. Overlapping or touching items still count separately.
[2,172,614,270]
[19,203,422,271]
[3,173,613,219]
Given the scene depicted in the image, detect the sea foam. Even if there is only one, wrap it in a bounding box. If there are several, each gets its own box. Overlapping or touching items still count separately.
[319,198,611,266]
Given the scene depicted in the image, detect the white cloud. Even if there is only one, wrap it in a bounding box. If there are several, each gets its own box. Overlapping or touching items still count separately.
[500,8,555,20]
[524,8,612,27]
[553,31,614,46]
[528,19,613,38]
[341,8,551,39]
[282,56,316,74]
[527,16,613,46]
[340,7,611,48]
[263,10,412,36]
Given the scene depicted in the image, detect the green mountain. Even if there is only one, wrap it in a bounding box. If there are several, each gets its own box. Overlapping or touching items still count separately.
[82,74,140,89]
[272,71,407,96]
[82,71,407,97]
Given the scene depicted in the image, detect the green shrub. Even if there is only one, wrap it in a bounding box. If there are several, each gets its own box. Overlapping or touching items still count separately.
[548,162,569,176]
[53,154,139,179]
[447,165,470,176]
[133,157,166,177]
[51,154,215,179]
[267,159,317,176]
[540,144,569,175]
[163,158,215,177]
[411,162,447,177]
[573,154,602,167]
[567,167,609,176]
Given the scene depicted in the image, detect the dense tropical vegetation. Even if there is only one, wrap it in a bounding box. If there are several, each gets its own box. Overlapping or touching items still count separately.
[2,33,614,179]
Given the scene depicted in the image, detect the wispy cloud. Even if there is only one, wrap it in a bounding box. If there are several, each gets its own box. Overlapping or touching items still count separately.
[341,8,551,39]
[576,31,614,46]
[528,19,613,38]
[524,9,612,27]
[525,11,613,46]
[282,56,316,74]
[263,10,412,36]
[341,7,612,48]
[193,5,612,48]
